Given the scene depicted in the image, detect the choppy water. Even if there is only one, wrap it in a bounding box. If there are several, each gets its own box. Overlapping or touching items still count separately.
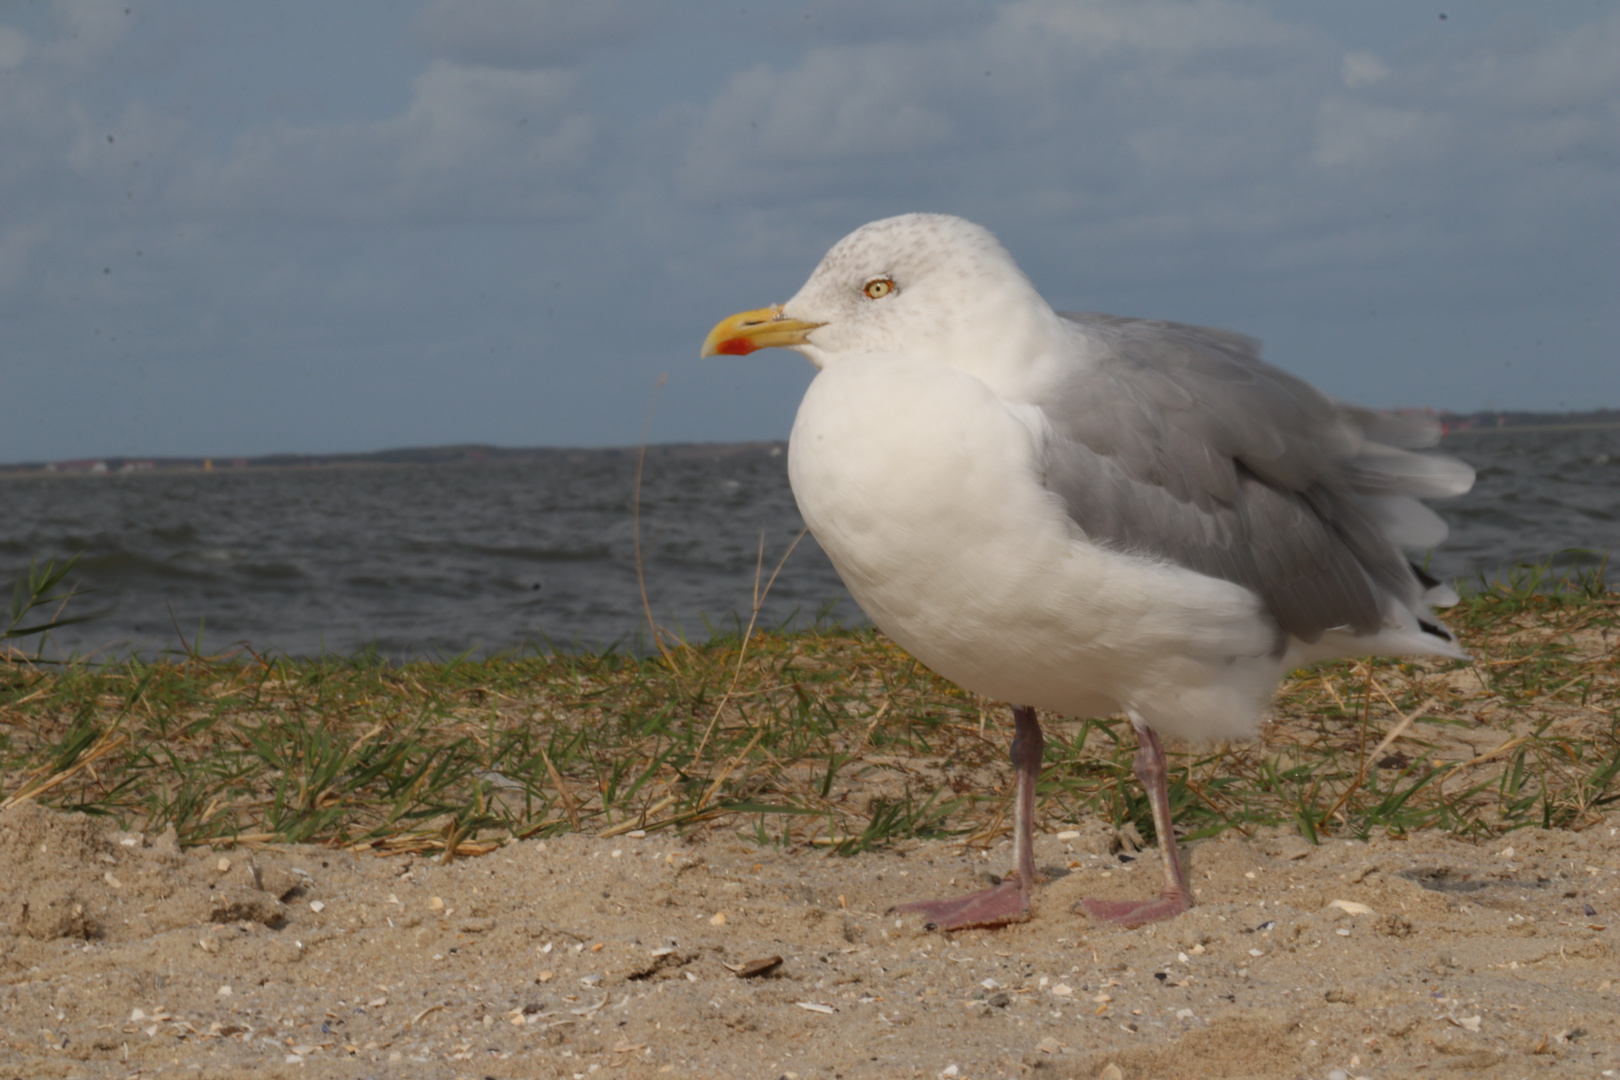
[3,429,1616,660]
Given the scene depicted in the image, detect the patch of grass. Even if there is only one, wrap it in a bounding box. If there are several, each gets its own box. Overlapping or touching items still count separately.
[3,554,105,660]
[0,565,1615,857]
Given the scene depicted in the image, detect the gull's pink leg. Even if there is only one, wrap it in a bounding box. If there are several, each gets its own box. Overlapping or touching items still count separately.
[1082,723,1191,927]
[894,705,1043,930]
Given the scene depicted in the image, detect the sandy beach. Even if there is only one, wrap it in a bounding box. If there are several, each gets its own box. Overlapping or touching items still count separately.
[1,797,1616,1079]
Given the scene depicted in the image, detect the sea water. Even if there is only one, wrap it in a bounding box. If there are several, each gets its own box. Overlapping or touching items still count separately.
[2,429,1616,660]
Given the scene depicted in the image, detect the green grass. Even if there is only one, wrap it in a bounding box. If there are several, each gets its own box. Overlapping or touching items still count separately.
[0,563,1615,859]
[3,554,105,657]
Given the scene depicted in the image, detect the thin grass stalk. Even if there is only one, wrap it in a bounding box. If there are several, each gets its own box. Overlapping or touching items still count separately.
[631,374,680,671]
[689,528,807,775]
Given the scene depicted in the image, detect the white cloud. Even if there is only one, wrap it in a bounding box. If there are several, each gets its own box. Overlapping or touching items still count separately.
[1310,99,1426,170]
[121,60,597,226]
[41,0,131,67]
[998,0,1317,59]
[0,26,28,70]
[735,0,991,46]
[679,47,959,206]
[415,0,660,69]
[1341,51,1389,88]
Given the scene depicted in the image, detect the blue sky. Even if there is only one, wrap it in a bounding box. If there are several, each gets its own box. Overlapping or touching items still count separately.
[1,0,1615,462]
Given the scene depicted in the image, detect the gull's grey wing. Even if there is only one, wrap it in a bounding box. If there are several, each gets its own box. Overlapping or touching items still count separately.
[1039,313,1473,642]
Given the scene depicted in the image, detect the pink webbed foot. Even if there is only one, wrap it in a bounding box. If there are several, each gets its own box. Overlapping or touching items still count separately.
[893,706,1045,933]
[1080,890,1189,928]
[893,879,1031,931]
[1081,725,1194,929]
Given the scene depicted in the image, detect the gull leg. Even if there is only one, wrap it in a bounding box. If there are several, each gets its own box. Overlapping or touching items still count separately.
[894,705,1043,930]
[1081,723,1191,927]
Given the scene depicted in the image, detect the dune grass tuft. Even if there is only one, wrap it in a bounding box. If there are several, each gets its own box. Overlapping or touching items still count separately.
[1,562,1615,858]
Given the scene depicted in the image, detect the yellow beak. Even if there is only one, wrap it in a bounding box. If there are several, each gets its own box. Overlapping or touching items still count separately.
[699,306,823,358]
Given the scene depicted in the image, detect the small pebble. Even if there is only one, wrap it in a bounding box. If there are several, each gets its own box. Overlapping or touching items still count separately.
[1328,1071,1349,1080]
[710,912,727,926]
[627,829,647,838]
[1335,928,1351,937]
[429,897,445,911]
[309,900,326,914]
[941,1067,959,1078]
[1329,899,1375,916]
[1248,948,1264,957]
[1100,1065,1125,1080]
[217,986,232,997]
[1051,983,1074,996]
[216,857,231,873]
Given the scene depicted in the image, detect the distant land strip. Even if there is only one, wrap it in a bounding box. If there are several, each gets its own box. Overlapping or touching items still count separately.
[3,407,1616,477]
[0,441,785,477]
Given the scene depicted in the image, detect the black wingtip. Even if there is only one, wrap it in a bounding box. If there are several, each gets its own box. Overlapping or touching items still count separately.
[1417,617,1454,642]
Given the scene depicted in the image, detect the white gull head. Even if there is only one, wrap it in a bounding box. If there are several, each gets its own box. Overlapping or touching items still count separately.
[707,214,1075,397]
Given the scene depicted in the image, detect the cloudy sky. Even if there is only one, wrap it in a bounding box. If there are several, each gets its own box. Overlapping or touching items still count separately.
[2,0,1615,462]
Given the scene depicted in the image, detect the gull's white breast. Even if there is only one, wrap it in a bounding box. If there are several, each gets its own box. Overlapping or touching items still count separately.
[788,353,1288,741]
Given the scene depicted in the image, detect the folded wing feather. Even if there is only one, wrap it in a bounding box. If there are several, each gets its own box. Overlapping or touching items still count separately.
[1038,313,1474,644]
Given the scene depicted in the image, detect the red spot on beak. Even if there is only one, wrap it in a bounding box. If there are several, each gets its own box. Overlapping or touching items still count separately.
[714,338,759,356]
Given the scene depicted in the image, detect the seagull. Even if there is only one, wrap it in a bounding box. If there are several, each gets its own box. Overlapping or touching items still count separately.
[700,214,1473,930]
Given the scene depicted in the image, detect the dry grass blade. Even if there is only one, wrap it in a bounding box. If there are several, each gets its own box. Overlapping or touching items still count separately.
[0,729,128,811]
[1366,695,1440,763]
[540,745,580,831]
[689,528,807,773]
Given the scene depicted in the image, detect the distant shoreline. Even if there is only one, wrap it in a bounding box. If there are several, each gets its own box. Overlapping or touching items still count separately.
[0,440,786,479]
[2,406,1616,477]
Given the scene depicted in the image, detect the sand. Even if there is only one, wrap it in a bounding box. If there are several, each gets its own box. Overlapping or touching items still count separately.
[0,800,1615,1079]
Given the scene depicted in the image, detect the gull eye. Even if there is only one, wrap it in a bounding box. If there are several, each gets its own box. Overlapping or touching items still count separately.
[863,278,895,300]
